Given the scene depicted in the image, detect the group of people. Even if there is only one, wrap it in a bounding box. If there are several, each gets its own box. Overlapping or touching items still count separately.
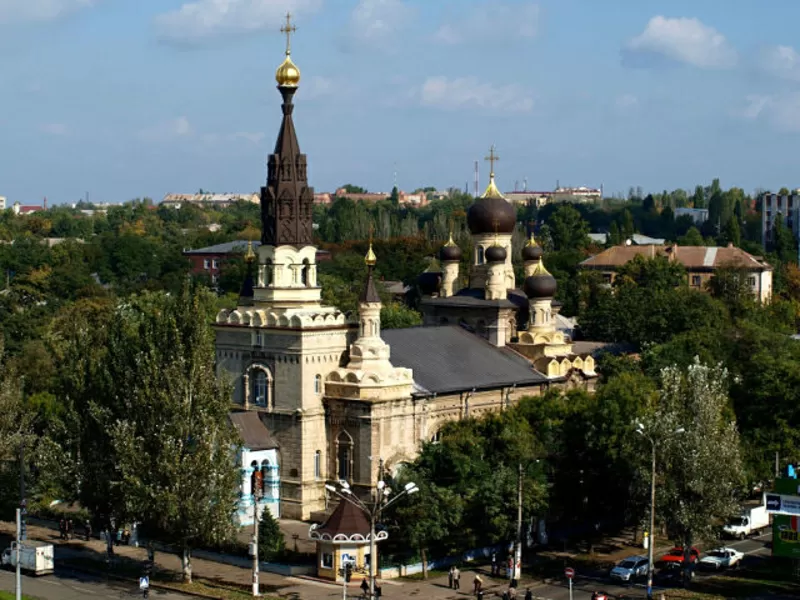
[359,577,382,598]
[446,565,532,600]
[58,518,75,540]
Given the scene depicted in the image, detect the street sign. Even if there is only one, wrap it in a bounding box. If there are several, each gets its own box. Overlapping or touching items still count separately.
[139,576,149,590]
[564,567,575,579]
[765,493,800,516]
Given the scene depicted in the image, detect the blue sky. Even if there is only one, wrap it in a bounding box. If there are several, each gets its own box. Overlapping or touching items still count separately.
[3,0,800,205]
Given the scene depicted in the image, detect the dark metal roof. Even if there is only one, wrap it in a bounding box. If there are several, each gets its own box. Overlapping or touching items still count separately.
[382,325,547,395]
[315,499,371,537]
[360,268,382,303]
[229,412,278,451]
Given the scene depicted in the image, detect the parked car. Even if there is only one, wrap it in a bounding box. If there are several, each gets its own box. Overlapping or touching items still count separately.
[699,547,744,570]
[0,542,54,576]
[609,555,649,582]
[658,546,700,568]
[723,502,770,539]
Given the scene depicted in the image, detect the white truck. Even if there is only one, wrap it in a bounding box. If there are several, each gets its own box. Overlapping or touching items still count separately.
[1,541,55,576]
[723,503,771,539]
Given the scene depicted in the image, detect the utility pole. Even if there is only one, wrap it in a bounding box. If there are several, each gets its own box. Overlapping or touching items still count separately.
[15,508,21,600]
[776,452,780,479]
[19,443,26,541]
[515,462,523,581]
[252,482,261,596]
[474,161,479,197]
[646,440,656,600]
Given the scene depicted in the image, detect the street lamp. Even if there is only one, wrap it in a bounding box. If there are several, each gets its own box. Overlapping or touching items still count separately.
[326,476,419,600]
[636,423,684,600]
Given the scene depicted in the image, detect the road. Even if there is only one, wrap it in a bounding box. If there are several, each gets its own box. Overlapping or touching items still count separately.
[0,565,188,600]
[523,532,772,600]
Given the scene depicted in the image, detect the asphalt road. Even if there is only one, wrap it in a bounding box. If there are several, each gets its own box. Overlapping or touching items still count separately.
[0,564,189,600]
[526,532,773,600]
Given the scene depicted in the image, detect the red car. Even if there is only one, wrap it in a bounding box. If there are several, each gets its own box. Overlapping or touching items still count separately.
[658,546,700,568]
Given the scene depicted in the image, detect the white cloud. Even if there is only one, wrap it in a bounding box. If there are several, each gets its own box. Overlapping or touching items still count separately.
[626,16,737,69]
[154,0,322,44]
[736,93,800,133]
[433,1,539,45]
[39,123,69,136]
[615,94,639,111]
[345,0,414,47]
[0,0,102,24]
[137,116,194,142]
[419,76,533,113]
[759,45,800,82]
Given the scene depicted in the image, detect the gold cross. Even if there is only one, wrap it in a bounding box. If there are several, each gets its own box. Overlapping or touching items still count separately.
[369,222,374,244]
[484,145,499,175]
[281,12,297,55]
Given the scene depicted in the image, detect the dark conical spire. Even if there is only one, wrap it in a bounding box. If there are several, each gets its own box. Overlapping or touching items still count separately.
[260,18,314,247]
[360,239,381,303]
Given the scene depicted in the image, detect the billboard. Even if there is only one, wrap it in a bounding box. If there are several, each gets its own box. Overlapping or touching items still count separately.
[765,493,800,516]
[772,478,800,559]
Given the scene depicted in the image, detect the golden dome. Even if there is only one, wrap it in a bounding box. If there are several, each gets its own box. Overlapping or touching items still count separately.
[365,242,377,266]
[275,54,300,87]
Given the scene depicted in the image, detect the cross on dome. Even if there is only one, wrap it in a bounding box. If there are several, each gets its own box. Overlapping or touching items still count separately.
[484,145,499,177]
[281,12,297,56]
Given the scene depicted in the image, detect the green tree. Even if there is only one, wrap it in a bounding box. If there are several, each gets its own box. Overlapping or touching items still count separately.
[652,360,744,581]
[772,217,797,264]
[109,285,240,582]
[546,205,590,251]
[678,227,704,246]
[380,302,422,329]
[258,508,285,562]
[608,221,621,246]
[706,266,755,319]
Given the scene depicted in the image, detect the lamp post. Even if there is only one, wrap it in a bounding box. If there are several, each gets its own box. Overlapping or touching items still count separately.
[252,474,263,597]
[636,423,684,600]
[326,477,419,600]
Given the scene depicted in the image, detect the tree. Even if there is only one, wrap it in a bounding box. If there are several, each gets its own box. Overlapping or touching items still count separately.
[720,216,741,248]
[340,184,367,194]
[608,222,621,246]
[772,217,797,264]
[258,508,285,562]
[652,360,744,583]
[546,205,590,251]
[110,285,240,582]
[678,227,704,246]
[706,267,755,319]
[380,302,422,329]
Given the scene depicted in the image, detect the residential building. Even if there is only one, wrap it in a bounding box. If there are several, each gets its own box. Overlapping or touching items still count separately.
[12,202,45,215]
[0,197,5,211]
[675,207,709,225]
[579,244,773,302]
[761,193,799,248]
[183,240,331,285]
[161,193,259,209]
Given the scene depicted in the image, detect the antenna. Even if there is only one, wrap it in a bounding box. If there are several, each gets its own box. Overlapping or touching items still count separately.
[515,180,519,192]
[393,162,397,190]
[474,160,479,197]
[523,178,528,192]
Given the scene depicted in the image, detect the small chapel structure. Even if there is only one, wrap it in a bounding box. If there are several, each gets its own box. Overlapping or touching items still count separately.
[215,15,597,521]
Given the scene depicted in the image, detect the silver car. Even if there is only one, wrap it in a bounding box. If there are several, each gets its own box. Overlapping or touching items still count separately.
[609,556,649,581]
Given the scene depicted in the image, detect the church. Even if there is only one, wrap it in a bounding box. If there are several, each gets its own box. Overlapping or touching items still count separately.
[215,18,596,521]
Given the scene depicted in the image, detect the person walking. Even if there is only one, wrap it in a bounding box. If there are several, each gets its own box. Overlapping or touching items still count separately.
[524,588,533,600]
[508,585,517,600]
[360,577,369,598]
[491,552,497,576]
[84,519,92,541]
[473,573,482,595]
[448,565,454,589]
[453,565,460,590]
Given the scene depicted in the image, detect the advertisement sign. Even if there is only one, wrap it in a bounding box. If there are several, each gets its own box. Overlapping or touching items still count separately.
[765,493,800,517]
[773,515,800,559]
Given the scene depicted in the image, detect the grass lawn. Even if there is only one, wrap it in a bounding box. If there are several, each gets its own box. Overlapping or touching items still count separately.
[0,591,41,600]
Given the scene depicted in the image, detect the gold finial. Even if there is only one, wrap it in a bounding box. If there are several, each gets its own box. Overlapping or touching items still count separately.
[281,12,297,56]
[484,145,499,177]
[365,224,377,266]
[525,232,538,247]
[275,13,300,87]
[445,218,457,246]
[244,239,256,263]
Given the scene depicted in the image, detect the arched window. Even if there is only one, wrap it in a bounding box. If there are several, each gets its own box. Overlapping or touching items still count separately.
[265,259,272,286]
[250,461,262,498]
[336,431,353,482]
[314,450,321,480]
[314,374,322,395]
[301,259,310,287]
[261,459,272,496]
[254,371,268,407]
[477,246,485,265]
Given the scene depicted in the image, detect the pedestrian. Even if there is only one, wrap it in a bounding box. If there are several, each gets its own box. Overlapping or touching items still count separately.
[85,519,92,541]
[491,552,497,576]
[473,573,482,595]
[59,519,66,540]
[508,585,517,600]
[502,591,510,600]
[453,565,460,590]
[360,577,369,596]
[67,519,74,541]
[448,565,454,589]
[524,588,533,600]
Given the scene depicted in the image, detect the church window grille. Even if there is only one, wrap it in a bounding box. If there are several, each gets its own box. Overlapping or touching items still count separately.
[254,331,263,347]
[476,246,485,265]
[254,371,268,407]
[250,461,264,498]
[336,431,353,482]
[301,259,310,286]
[314,450,321,480]
[314,374,322,395]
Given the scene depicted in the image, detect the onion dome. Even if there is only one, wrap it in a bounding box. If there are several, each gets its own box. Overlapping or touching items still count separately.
[244,240,256,263]
[365,241,377,267]
[417,271,442,296]
[522,233,543,262]
[467,174,516,235]
[485,243,507,263]
[439,233,462,262]
[523,261,557,299]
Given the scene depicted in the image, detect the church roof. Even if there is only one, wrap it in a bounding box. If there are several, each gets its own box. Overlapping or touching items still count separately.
[229,411,278,451]
[360,267,382,304]
[314,498,371,538]
[382,325,547,395]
